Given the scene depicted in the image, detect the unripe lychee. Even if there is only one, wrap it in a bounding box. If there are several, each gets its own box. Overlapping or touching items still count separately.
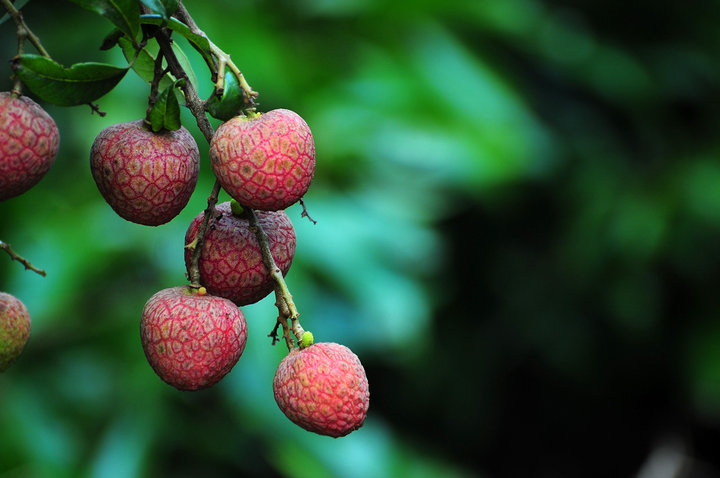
[0,292,31,371]
[0,92,59,201]
[90,120,200,226]
[140,286,247,391]
[185,201,296,306]
[273,342,369,437]
[210,109,315,211]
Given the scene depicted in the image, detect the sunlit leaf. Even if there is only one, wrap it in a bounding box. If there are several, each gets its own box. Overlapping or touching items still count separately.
[15,54,127,106]
[66,0,140,40]
[138,0,177,19]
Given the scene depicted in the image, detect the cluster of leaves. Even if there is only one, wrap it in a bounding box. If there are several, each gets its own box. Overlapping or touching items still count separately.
[10,0,244,131]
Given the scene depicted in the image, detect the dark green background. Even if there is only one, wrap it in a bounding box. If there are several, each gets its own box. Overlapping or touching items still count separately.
[2,0,720,476]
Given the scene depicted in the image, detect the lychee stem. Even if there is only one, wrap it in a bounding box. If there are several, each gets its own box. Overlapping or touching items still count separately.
[0,240,46,277]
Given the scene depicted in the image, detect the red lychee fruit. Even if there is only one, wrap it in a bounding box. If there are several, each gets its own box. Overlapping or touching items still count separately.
[273,342,370,437]
[90,120,200,226]
[0,292,31,371]
[209,109,315,211]
[184,201,296,306]
[140,286,247,391]
[0,92,59,201]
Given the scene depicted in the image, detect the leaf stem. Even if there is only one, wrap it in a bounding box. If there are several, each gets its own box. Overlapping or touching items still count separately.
[0,240,46,277]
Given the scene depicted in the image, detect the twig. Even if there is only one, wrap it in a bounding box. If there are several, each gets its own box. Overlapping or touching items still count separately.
[299,198,317,225]
[1,0,51,59]
[184,179,222,287]
[0,240,46,277]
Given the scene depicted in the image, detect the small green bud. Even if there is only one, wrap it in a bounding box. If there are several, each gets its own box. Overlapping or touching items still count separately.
[230,199,244,216]
[300,331,314,348]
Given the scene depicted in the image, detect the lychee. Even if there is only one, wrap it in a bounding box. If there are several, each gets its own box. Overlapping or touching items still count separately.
[273,342,369,437]
[0,92,59,201]
[90,120,200,226]
[185,201,296,306]
[140,286,247,390]
[0,292,31,371]
[209,109,315,211]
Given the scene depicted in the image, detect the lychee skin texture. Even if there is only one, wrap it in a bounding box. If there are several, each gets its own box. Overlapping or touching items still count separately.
[90,120,200,226]
[210,109,315,211]
[0,92,59,201]
[0,292,31,372]
[185,201,296,306]
[273,342,370,438]
[140,286,247,391]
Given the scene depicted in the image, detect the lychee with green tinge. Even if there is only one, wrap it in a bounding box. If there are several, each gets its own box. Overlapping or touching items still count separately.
[184,201,296,306]
[273,342,369,437]
[0,292,31,371]
[90,120,200,226]
[140,286,247,390]
[0,92,59,201]
[209,109,315,211]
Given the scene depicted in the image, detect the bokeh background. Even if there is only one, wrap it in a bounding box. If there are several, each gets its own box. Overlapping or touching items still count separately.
[2,0,720,476]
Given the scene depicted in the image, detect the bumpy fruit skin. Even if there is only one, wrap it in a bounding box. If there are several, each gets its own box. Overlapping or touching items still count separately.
[273,342,369,437]
[140,286,247,391]
[209,109,315,211]
[0,292,31,371]
[185,201,296,306]
[0,92,59,201]
[90,120,200,226]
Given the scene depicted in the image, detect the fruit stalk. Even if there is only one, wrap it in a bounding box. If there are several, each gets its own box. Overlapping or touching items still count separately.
[0,240,46,277]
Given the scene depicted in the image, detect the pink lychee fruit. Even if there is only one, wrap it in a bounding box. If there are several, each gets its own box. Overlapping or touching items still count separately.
[0,92,59,201]
[90,120,200,226]
[184,201,296,306]
[273,342,370,437]
[0,292,31,371]
[140,286,247,391]
[209,109,315,211]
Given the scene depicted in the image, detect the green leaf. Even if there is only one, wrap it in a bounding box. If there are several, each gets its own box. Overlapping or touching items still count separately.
[139,0,177,18]
[118,36,173,91]
[148,81,181,132]
[170,42,198,93]
[206,70,245,121]
[140,14,210,52]
[15,54,128,106]
[67,0,140,40]
[0,0,30,26]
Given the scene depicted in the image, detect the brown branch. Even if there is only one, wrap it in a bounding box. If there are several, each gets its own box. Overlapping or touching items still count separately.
[0,240,46,277]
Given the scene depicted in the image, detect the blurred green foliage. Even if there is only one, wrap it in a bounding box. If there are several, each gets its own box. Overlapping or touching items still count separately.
[3,0,720,476]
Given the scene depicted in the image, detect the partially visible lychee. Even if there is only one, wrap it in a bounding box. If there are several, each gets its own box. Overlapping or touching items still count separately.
[0,292,31,371]
[185,201,296,306]
[0,92,59,201]
[140,286,247,390]
[209,109,315,211]
[273,342,369,437]
[90,120,200,226]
